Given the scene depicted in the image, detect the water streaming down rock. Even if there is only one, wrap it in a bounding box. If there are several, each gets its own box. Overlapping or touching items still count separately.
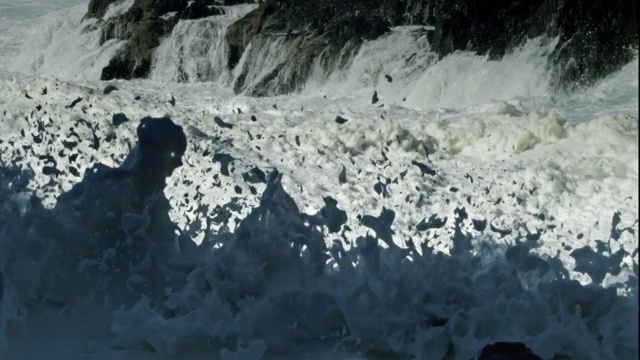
[8,0,637,102]
[83,0,637,94]
[89,1,255,79]
[150,17,234,83]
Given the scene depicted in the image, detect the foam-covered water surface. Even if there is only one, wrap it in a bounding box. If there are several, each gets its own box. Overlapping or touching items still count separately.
[0,1,638,360]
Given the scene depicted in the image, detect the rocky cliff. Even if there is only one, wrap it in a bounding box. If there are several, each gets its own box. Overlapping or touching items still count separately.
[85,0,638,94]
[84,0,251,79]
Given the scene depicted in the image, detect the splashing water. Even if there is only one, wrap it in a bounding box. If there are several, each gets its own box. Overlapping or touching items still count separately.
[0,1,637,360]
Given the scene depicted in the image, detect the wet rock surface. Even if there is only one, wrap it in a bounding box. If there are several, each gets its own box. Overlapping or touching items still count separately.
[87,0,253,80]
[85,0,637,93]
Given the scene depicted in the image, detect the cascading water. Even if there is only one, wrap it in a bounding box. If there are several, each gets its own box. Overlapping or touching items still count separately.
[150,5,257,84]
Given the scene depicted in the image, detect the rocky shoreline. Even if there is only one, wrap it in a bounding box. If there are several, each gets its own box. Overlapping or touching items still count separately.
[85,0,637,94]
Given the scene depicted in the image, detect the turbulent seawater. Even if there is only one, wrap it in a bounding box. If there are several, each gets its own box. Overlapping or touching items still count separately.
[0,1,638,360]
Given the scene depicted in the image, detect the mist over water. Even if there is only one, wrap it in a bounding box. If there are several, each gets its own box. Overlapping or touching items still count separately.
[0,1,638,359]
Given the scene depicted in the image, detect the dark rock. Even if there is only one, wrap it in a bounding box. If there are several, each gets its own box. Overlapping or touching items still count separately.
[372,90,379,104]
[384,74,392,82]
[550,0,638,90]
[415,0,636,90]
[225,0,389,95]
[98,4,179,80]
[84,0,119,19]
[226,2,285,70]
[251,115,257,122]
[86,0,637,91]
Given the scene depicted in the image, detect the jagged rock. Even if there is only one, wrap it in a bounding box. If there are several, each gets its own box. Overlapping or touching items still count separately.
[84,0,120,19]
[89,0,247,80]
[236,35,332,96]
[226,1,287,71]
[86,0,637,91]
[99,6,178,80]
[549,0,638,89]
[226,0,389,94]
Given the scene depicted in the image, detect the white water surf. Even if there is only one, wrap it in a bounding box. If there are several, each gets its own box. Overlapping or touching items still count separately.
[0,1,637,359]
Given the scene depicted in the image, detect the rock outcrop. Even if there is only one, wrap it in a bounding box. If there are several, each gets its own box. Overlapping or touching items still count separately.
[225,0,390,95]
[85,0,638,92]
[387,0,638,90]
[86,0,250,80]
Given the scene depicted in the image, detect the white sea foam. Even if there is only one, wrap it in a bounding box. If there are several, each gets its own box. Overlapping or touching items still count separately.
[0,1,638,359]
[6,4,123,80]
